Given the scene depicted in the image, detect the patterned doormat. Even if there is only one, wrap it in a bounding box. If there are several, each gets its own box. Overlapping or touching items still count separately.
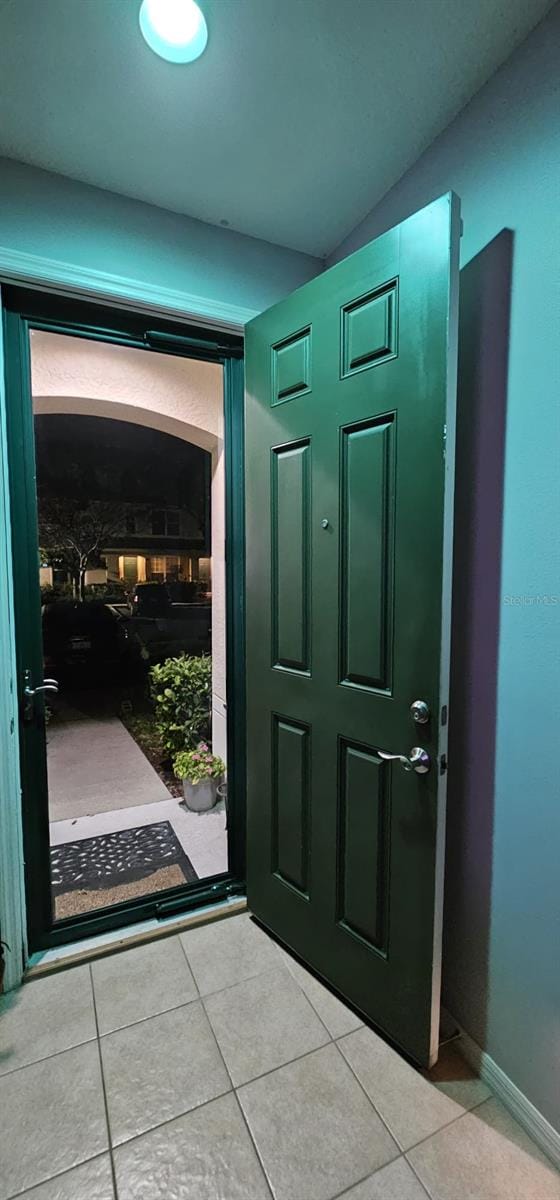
[51,821,198,919]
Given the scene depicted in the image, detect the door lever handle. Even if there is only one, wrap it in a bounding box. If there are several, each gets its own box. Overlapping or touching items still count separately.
[24,679,59,697]
[378,747,431,774]
[23,670,59,720]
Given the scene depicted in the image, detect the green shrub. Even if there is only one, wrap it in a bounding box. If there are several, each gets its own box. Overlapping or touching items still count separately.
[149,654,212,756]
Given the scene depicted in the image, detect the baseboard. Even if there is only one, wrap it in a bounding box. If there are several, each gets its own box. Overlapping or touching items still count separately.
[448,1014,560,1170]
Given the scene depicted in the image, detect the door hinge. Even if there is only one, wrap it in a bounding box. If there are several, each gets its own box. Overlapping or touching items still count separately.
[439,754,448,776]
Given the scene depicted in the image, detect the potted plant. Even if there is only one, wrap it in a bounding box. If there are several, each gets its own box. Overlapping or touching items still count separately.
[173,743,225,812]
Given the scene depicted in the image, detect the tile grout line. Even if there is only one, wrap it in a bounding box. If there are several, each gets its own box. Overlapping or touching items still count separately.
[329,1152,431,1200]
[92,1086,242,1155]
[3,937,339,1153]
[403,1156,436,1200]
[89,962,119,1200]
[1,931,214,1084]
[278,954,356,1045]
[96,1005,492,1195]
[335,1031,494,1169]
[0,992,203,1081]
[177,932,276,1200]
[98,994,199,1039]
[200,955,337,1055]
[0,1031,98,1081]
[334,1038,406,1155]
[189,947,403,1200]
[229,1090,276,1200]
[403,1094,494,1158]
[4,1151,112,1200]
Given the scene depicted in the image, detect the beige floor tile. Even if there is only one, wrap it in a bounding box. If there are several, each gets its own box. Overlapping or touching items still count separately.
[91,936,197,1033]
[340,1157,429,1199]
[280,949,363,1038]
[0,966,96,1075]
[204,965,329,1085]
[238,1043,399,1200]
[101,1000,230,1144]
[18,1155,114,1200]
[338,1025,481,1150]
[180,912,282,995]
[408,1097,560,1200]
[0,1043,108,1200]
[114,1092,270,1200]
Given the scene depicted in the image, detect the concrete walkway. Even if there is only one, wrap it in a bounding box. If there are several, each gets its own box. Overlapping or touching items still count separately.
[47,702,169,822]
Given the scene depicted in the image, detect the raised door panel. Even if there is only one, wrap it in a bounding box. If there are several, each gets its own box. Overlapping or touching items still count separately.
[337,740,389,953]
[272,715,311,896]
[339,416,395,692]
[271,439,311,673]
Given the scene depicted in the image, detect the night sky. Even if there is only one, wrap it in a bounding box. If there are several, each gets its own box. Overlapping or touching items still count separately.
[34,415,209,522]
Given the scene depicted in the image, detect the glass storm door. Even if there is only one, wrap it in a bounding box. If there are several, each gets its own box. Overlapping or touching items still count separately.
[3,289,244,950]
[245,194,460,1067]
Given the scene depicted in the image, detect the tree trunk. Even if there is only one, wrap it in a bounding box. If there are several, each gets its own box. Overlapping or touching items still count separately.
[77,555,88,601]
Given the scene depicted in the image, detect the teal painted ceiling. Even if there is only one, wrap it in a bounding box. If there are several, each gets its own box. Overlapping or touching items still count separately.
[0,0,553,256]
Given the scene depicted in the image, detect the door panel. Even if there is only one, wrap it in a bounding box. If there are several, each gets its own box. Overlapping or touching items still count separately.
[271,440,311,673]
[337,739,389,952]
[339,415,395,691]
[245,194,460,1065]
[272,714,311,896]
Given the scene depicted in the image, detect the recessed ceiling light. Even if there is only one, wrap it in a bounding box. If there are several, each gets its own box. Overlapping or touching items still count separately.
[139,0,208,64]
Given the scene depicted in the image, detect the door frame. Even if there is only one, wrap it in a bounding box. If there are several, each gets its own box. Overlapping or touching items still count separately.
[0,278,246,962]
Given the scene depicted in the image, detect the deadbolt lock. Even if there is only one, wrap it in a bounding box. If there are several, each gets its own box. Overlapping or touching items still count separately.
[410,699,430,724]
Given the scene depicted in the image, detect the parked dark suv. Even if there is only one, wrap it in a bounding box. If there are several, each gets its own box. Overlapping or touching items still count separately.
[130,582,172,617]
[42,600,137,680]
[127,582,211,660]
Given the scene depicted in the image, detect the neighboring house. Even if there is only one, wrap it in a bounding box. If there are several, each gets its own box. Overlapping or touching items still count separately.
[36,413,211,594]
[98,503,209,589]
[40,502,209,590]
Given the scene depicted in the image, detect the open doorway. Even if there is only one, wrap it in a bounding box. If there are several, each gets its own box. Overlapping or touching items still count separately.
[33,330,228,919]
[3,287,245,950]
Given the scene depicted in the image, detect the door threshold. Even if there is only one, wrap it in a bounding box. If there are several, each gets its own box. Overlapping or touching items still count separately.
[24,894,247,981]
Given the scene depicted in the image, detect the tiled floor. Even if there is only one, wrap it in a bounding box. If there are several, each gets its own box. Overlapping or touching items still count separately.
[1,914,559,1200]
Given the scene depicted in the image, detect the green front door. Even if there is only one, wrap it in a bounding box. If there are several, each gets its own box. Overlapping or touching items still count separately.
[245,194,460,1067]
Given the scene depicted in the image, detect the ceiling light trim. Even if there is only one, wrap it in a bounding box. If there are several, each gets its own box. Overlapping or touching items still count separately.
[139,0,208,64]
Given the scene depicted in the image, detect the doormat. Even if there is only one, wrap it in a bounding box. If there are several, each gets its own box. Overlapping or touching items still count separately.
[51,821,198,895]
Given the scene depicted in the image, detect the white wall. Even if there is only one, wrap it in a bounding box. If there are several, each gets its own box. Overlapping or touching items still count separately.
[328,6,560,1131]
[0,159,321,323]
[31,331,228,763]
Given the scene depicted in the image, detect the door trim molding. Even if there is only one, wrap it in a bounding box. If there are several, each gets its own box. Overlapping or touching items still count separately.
[452,1017,560,1169]
[0,287,27,991]
[429,192,461,1065]
[0,259,248,982]
[0,245,259,332]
